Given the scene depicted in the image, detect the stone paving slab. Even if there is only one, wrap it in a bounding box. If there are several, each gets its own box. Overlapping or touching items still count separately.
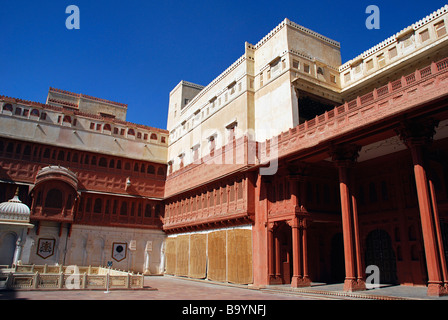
[1,275,447,301]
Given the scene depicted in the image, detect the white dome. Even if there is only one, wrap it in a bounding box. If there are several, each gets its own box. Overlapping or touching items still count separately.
[0,191,31,222]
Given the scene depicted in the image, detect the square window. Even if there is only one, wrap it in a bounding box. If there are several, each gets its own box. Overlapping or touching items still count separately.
[344,72,351,82]
[420,29,430,42]
[292,60,299,69]
[435,21,446,38]
[389,47,398,59]
[330,74,336,83]
[377,54,386,68]
[304,64,310,73]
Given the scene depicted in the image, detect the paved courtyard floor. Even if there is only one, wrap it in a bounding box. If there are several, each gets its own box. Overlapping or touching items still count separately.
[1,275,448,301]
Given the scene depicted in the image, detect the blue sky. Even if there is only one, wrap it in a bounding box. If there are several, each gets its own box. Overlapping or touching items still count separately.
[0,0,446,130]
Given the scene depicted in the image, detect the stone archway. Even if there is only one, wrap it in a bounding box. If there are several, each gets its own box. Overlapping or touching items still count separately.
[330,232,345,284]
[0,232,17,265]
[365,229,398,284]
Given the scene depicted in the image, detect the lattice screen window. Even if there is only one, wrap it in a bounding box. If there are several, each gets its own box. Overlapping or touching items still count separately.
[377,53,386,68]
[420,29,430,43]
[435,21,446,38]
[388,46,398,59]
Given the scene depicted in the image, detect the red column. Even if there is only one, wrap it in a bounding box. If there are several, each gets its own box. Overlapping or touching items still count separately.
[398,119,447,296]
[275,232,282,279]
[252,174,270,287]
[287,164,311,288]
[302,219,310,284]
[290,217,302,287]
[332,145,365,292]
[338,165,357,290]
[410,143,446,296]
[290,217,311,287]
[268,224,275,281]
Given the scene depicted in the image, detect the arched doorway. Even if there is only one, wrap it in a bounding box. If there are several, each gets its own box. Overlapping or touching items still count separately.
[0,233,17,266]
[330,233,345,283]
[274,222,292,284]
[365,229,398,284]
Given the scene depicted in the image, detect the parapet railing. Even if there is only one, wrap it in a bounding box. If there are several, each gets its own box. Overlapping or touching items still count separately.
[0,264,145,290]
[258,57,448,163]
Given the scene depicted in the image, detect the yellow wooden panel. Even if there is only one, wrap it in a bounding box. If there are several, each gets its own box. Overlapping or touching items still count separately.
[165,238,176,275]
[189,233,207,279]
[175,235,189,276]
[227,229,253,284]
[207,230,227,282]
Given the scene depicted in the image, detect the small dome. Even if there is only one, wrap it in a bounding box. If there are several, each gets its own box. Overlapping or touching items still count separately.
[0,189,31,223]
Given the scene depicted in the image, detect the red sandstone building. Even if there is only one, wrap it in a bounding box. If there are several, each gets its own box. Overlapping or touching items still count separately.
[1,5,448,297]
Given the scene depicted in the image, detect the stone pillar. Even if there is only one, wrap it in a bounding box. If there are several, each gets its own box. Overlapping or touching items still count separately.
[289,217,311,287]
[274,232,282,279]
[331,144,366,292]
[13,234,24,266]
[302,219,310,284]
[397,119,448,296]
[267,222,276,282]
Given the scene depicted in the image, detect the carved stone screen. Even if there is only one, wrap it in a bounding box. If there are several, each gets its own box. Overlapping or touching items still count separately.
[175,235,189,276]
[227,229,253,284]
[207,230,227,282]
[165,238,176,275]
[189,233,207,279]
[164,228,253,284]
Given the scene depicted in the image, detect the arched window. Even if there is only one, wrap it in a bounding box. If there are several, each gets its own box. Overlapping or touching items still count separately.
[116,160,122,169]
[369,182,378,203]
[134,163,139,172]
[128,129,135,136]
[99,157,107,167]
[109,159,115,168]
[43,148,50,158]
[120,202,128,216]
[145,204,152,217]
[147,165,155,174]
[45,189,63,209]
[91,156,97,165]
[6,142,14,154]
[23,145,31,157]
[154,204,161,217]
[157,167,165,176]
[58,151,65,161]
[63,115,72,124]
[72,153,79,163]
[2,104,13,112]
[104,124,111,131]
[93,198,102,213]
[150,133,157,140]
[140,164,145,173]
[30,109,40,117]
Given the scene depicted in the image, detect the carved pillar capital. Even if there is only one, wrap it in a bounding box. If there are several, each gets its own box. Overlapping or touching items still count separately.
[266,221,277,232]
[329,144,361,168]
[396,118,439,149]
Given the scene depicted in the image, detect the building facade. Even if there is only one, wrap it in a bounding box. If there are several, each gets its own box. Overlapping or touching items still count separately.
[0,87,168,273]
[1,5,448,296]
